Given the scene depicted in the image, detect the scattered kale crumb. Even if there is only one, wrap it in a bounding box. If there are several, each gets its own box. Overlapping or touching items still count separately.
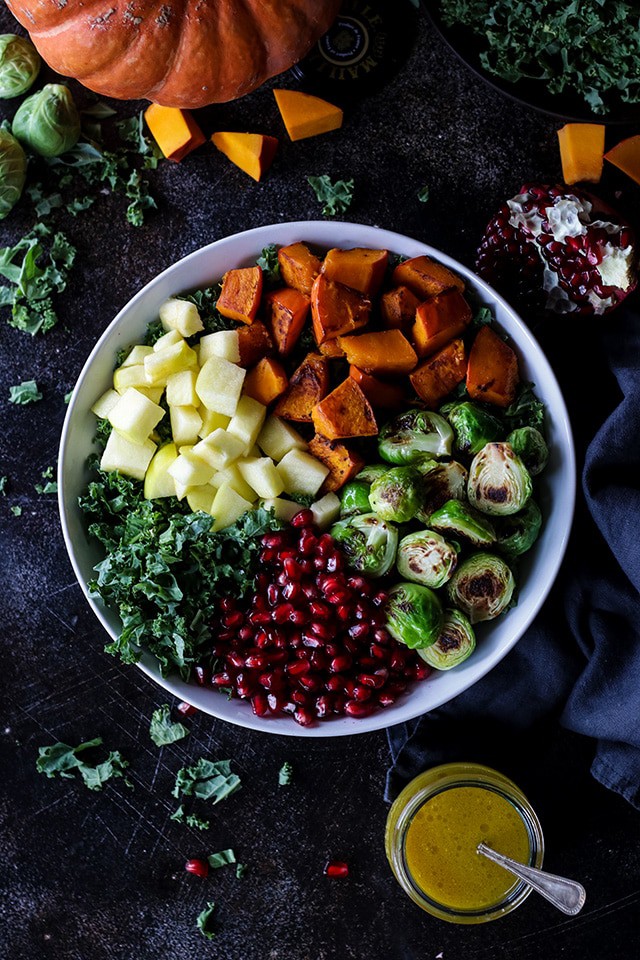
[0,229,77,335]
[149,704,190,747]
[11,505,22,516]
[64,390,73,404]
[173,758,241,805]
[207,849,236,870]
[235,862,247,880]
[8,379,42,404]
[417,185,430,203]
[36,737,132,791]
[278,761,293,786]
[307,175,354,217]
[0,476,7,495]
[171,805,211,831]
[197,901,217,941]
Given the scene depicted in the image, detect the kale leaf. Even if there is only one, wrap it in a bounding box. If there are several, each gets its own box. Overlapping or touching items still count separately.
[149,704,190,746]
[36,737,132,791]
[8,379,42,404]
[307,175,354,217]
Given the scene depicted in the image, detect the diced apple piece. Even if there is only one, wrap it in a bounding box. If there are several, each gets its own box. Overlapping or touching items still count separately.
[262,497,300,522]
[199,330,240,364]
[91,388,120,419]
[213,464,256,503]
[198,409,231,438]
[277,449,329,496]
[153,329,183,352]
[144,340,198,385]
[144,443,178,499]
[113,363,148,393]
[211,483,253,532]
[257,416,307,461]
[170,406,203,446]
[238,457,284,498]
[187,486,216,514]
[159,297,204,338]
[168,449,216,487]
[108,387,165,444]
[192,428,246,470]
[137,386,164,404]
[174,480,189,501]
[121,344,153,367]
[310,492,341,530]
[166,370,199,407]
[100,431,156,481]
[195,356,246,416]
[227,395,267,454]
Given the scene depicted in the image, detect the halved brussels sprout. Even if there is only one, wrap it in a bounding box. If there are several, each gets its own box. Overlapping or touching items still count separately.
[385,582,443,649]
[447,552,515,623]
[495,500,542,557]
[428,499,496,546]
[0,124,26,219]
[397,530,458,588]
[330,513,398,578]
[378,409,453,465]
[369,466,423,523]
[356,464,389,484]
[13,83,80,157]
[415,459,468,522]
[0,35,40,99]
[339,480,372,518]
[468,442,532,516]
[418,609,476,670]
[506,426,549,477]
[446,401,503,456]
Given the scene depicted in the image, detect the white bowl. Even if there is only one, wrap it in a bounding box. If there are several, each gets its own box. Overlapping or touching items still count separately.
[58,221,575,737]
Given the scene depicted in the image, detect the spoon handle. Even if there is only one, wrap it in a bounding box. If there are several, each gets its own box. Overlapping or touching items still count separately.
[477,842,586,916]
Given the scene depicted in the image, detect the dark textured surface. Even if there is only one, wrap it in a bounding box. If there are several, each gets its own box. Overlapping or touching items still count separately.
[1,8,640,960]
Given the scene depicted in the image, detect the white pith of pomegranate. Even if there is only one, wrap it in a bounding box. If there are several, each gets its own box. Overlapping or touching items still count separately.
[476,183,638,315]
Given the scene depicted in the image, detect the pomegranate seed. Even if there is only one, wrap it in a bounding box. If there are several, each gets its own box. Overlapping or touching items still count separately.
[352,684,372,702]
[336,605,352,622]
[276,571,289,586]
[267,693,287,712]
[267,649,288,664]
[320,576,343,595]
[255,629,270,649]
[222,611,244,629]
[238,625,254,642]
[332,694,346,715]
[325,675,343,693]
[298,558,315,575]
[273,603,295,624]
[212,671,232,687]
[250,610,272,625]
[325,553,344,572]
[310,621,333,641]
[245,654,267,670]
[251,693,269,716]
[301,580,319,599]
[260,547,277,563]
[345,700,375,718]
[282,582,303,602]
[283,557,303,581]
[293,706,315,726]
[194,666,208,686]
[220,597,236,612]
[299,532,317,555]
[330,654,352,673]
[298,674,323,693]
[377,691,397,708]
[267,584,280,606]
[289,609,307,626]
[309,600,331,620]
[413,663,431,681]
[310,650,328,672]
[324,861,349,878]
[177,701,197,717]
[262,532,288,549]
[286,659,310,677]
[315,694,333,718]
[370,643,387,660]
[302,632,322,648]
[235,672,255,698]
[316,534,334,555]
[291,509,314,527]
[185,859,209,878]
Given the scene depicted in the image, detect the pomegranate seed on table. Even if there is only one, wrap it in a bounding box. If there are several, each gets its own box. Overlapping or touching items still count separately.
[177,701,197,717]
[185,859,209,878]
[324,861,349,879]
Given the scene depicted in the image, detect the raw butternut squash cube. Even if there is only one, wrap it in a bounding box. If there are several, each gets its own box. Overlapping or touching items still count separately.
[144,104,206,162]
[213,464,256,503]
[144,340,198,385]
[168,449,216,487]
[166,370,199,408]
[91,388,120,420]
[238,457,285,499]
[227,395,267,453]
[392,255,465,299]
[198,409,230,439]
[273,353,329,422]
[558,123,605,184]
[193,428,246,470]
[266,286,310,355]
[210,483,254,532]
[311,378,377,441]
[237,321,274,367]
[243,357,289,406]
[321,247,388,296]
[380,285,421,330]
[258,416,307,461]
[170,406,203,446]
[198,330,240,365]
[410,338,467,409]
[278,242,322,295]
[100,431,156,481]
[310,492,341,529]
[338,329,417,376]
[604,135,640,186]
[113,363,148,393]
[159,298,204,338]
[349,366,405,410]
[311,274,371,344]
[120,345,153,367]
[195,356,246,416]
[277,449,329,497]
[186,486,216,514]
[144,443,178,500]
[308,434,365,491]
[466,326,519,408]
[108,388,165,444]
[273,89,343,141]
[211,132,278,182]
[217,266,263,325]
[153,329,183,352]
[262,497,301,522]
[412,289,472,358]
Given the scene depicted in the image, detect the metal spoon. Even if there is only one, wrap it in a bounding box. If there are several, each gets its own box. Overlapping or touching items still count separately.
[477,841,586,916]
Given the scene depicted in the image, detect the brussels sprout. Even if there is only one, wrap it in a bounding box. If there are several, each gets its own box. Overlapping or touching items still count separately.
[330,513,398,578]
[468,442,532,516]
[339,480,372,518]
[378,409,453,465]
[415,459,468,522]
[369,466,423,523]
[385,582,444,649]
[506,426,549,477]
[447,552,515,623]
[0,35,40,99]
[418,609,476,670]
[446,401,503,456]
[397,530,458,588]
[495,500,542,557]
[428,499,496,546]
[13,83,80,157]
[0,125,26,219]
[356,464,388,484]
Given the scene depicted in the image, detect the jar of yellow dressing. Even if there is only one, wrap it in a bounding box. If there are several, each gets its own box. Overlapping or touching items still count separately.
[385,762,544,924]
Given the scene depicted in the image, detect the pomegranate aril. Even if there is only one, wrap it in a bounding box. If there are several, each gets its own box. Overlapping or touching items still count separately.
[282,581,303,602]
[293,706,315,726]
[298,674,323,693]
[177,701,197,717]
[260,548,277,564]
[212,671,232,687]
[352,684,372,702]
[262,532,289,549]
[309,600,331,620]
[357,672,386,689]
[325,675,343,693]
[273,603,295,624]
[267,693,287,712]
[286,659,311,677]
[377,691,397,708]
[291,509,315,527]
[289,609,307,626]
[302,632,322,648]
[194,666,209,686]
[220,597,236,612]
[336,604,352,622]
[315,694,333,718]
[226,651,245,669]
[235,672,255,698]
[332,694,346,715]
[324,861,349,878]
[185,859,209,878]
[222,610,244,629]
[301,580,319,599]
[267,584,280,606]
[291,689,309,706]
[238,625,254,642]
[345,700,375,718]
[298,558,315,575]
[330,654,352,673]
[250,610,272,625]
[310,621,333,641]
[299,532,317,555]
[325,553,344,572]
[283,557,303,581]
[245,654,267,670]
[251,693,269,716]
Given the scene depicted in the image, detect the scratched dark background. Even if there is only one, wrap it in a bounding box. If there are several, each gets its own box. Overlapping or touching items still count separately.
[2,5,640,959]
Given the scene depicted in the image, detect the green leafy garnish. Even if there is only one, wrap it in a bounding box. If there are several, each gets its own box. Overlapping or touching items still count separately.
[11,505,22,516]
[64,390,73,403]
[256,244,281,285]
[149,704,190,746]
[67,195,96,216]
[170,805,211,830]
[207,849,236,870]
[197,901,217,941]
[504,382,545,432]
[278,761,293,786]
[178,283,228,335]
[235,863,247,879]
[35,481,57,494]
[0,476,7,494]
[26,184,63,217]
[173,758,241,804]
[0,229,76,335]
[307,175,354,217]
[471,305,494,330]
[417,185,430,203]
[8,379,42,404]
[36,737,132,791]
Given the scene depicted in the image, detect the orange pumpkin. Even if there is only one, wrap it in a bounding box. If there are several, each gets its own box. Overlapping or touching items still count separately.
[6,0,341,108]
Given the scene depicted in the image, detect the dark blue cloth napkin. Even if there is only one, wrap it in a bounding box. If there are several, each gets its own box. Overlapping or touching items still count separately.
[386,304,640,809]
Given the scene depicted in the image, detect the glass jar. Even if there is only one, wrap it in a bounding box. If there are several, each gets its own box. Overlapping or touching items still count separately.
[385,762,544,924]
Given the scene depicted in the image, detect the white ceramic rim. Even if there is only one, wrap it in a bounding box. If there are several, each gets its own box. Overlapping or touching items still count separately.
[58,221,576,737]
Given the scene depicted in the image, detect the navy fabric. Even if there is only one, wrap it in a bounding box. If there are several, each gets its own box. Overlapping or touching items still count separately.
[386,305,640,808]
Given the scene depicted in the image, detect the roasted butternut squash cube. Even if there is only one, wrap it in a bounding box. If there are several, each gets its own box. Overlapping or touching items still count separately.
[318,338,345,358]
[380,285,421,330]
[217,266,263,325]
[337,329,417,376]
[349,366,405,410]
[410,338,468,409]
[321,247,388,296]
[266,286,310,355]
[278,242,322,295]
[311,378,377,440]
[466,326,519,408]
[310,274,371,344]
[237,320,273,367]
[308,434,365,492]
[273,353,329,422]
[392,255,465,299]
[243,357,289,406]
[413,289,473,358]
